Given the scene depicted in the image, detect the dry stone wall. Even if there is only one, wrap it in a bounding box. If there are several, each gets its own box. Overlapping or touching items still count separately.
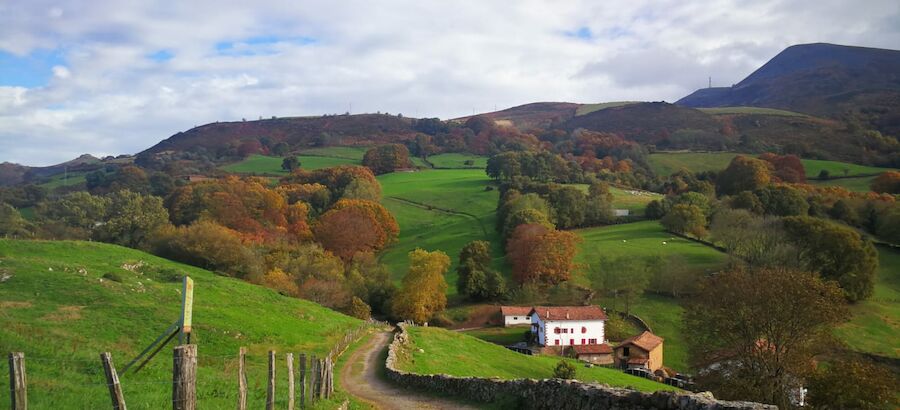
[385,324,776,410]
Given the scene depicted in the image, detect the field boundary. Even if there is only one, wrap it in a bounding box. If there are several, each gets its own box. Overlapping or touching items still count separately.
[384,324,775,409]
[385,196,488,236]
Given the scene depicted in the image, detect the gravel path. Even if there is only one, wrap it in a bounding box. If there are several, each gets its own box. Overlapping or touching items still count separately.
[340,331,479,410]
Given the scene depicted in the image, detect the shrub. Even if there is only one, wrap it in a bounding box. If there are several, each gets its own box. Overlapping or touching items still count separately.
[553,360,576,379]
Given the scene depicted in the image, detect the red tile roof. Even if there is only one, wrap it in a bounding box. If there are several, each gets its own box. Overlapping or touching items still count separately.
[627,357,650,365]
[572,343,613,355]
[617,331,664,352]
[529,306,608,321]
[500,306,533,317]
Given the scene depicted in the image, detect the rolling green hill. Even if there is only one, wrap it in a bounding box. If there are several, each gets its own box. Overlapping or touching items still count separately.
[376,170,504,296]
[221,154,360,174]
[0,239,361,409]
[697,107,807,117]
[397,326,678,392]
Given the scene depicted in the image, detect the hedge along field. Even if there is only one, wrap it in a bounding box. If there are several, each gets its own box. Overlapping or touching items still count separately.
[834,245,900,359]
[221,154,360,174]
[0,239,361,409]
[376,169,505,298]
[397,326,678,392]
[574,221,728,371]
[426,153,489,169]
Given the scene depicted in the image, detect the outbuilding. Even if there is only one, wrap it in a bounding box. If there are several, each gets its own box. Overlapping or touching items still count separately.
[500,306,533,327]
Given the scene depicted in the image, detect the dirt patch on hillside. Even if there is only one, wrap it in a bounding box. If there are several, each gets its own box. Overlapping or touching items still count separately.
[0,301,33,309]
[451,304,501,329]
[42,305,85,322]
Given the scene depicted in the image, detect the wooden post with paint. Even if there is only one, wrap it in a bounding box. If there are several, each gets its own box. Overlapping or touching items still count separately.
[101,352,127,410]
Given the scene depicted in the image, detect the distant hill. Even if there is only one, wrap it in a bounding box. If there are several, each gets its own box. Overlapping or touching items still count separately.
[677,43,900,136]
[0,154,105,186]
[453,102,580,129]
[141,114,419,157]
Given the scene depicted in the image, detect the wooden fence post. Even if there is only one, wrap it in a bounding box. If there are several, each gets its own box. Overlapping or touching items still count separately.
[309,355,318,402]
[286,353,295,410]
[100,352,127,410]
[8,352,26,410]
[237,348,247,410]
[172,345,197,410]
[298,353,306,408]
[266,351,276,410]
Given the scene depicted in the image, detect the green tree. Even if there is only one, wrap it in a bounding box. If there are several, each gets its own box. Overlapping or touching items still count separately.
[95,190,171,249]
[38,191,109,231]
[0,203,28,236]
[660,204,707,237]
[552,360,576,379]
[347,296,372,320]
[503,208,554,240]
[282,156,300,172]
[807,358,899,409]
[548,186,587,228]
[392,249,450,323]
[783,216,878,302]
[876,205,900,244]
[754,185,809,216]
[456,240,505,300]
[716,155,772,196]
[362,144,411,175]
[685,268,848,407]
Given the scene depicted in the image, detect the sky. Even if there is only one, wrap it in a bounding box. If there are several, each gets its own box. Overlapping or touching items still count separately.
[1,0,898,166]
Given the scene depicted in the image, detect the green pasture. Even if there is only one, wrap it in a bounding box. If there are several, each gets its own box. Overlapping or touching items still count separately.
[0,239,361,409]
[834,246,900,359]
[575,101,641,116]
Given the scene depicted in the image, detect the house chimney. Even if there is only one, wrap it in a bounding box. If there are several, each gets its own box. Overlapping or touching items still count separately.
[566,312,570,319]
[546,309,550,318]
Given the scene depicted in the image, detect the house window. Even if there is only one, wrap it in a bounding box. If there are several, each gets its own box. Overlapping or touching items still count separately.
[554,327,561,334]
[589,338,597,344]
[562,328,568,334]
[570,328,574,333]
[570,339,574,345]
[581,326,587,333]
[623,347,630,357]
[513,317,518,320]
[555,340,560,346]
[581,339,586,344]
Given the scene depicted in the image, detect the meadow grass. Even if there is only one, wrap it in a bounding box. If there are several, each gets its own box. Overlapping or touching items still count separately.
[377,169,504,297]
[37,172,90,189]
[298,146,369,160]
[398,326,678,392]
[575,101,641,116]
[221,154,360,174]
[648,152,895,181]
[461,326,530,345]
[834,245,900,359]
[809,175,878,192]
[697,106,807,117]
[574,221,727,371]
[0,239,360,409]
[426,153,488,169]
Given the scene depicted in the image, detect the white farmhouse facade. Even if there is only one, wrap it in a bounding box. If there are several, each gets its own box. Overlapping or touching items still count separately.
[500,306,533,326]
[530,306,607,347]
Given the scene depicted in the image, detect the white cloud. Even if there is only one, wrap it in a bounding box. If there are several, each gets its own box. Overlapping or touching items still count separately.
[0,0,898,165]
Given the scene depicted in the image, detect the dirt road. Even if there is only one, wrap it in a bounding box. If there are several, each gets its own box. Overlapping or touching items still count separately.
[340,331,478,410]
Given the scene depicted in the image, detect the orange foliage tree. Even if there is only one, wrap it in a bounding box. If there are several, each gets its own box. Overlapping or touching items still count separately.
[312,200,398,260]
[759,153,806,183]
[506,224,581,285]
[281,165,382,203]
[871,171,900,194]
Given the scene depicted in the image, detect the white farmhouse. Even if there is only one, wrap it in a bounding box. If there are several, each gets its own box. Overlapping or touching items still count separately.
[529,306,607,347]
[500,306,533,327]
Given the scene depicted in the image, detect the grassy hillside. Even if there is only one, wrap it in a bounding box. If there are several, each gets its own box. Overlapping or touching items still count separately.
[574,101,640,116]
[398,326,678,392]
[648,152,895,182]
[810,176,878,192]
[426,153,488,169]
[299,146,369,160]
[834,245,900,359]
[0,240,361,409]
[221,154,360,174]
[377,170,504,296]
[697,107,806,117]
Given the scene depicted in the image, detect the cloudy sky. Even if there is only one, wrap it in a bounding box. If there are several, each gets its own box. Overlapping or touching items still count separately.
[1,0,898,166]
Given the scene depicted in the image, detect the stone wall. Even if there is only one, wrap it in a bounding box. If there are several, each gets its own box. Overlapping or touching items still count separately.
[385,324,777,410]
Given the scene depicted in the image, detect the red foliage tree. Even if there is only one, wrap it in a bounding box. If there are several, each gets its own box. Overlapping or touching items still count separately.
[759,153,806,183]
[506,224,580,285]
[313,204,389,260]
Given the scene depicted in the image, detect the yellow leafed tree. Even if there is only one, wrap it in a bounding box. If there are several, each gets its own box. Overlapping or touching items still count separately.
[392,248,450,323]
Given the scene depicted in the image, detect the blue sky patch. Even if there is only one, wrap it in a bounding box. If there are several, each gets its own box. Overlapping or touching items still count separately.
[147,49,174,62]
[215,35,317,56]
[565,27,594,40]
[0,49,66,88]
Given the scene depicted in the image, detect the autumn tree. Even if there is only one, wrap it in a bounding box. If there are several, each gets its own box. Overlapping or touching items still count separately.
[782,216,878,301]
[282,165,382,204]
[456,240,505,300]
[506,224,580,285]
[347,296,372,320]
[758,153,806,183]
[362,144,411,175]
[716,155,772,196]
[313,204,389,260]
[870,171,900,194]
[660,204,707,237]
[152,220,263,277]
[684,268,849,407]
[0,203,28,236]
[392,249,450,323]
